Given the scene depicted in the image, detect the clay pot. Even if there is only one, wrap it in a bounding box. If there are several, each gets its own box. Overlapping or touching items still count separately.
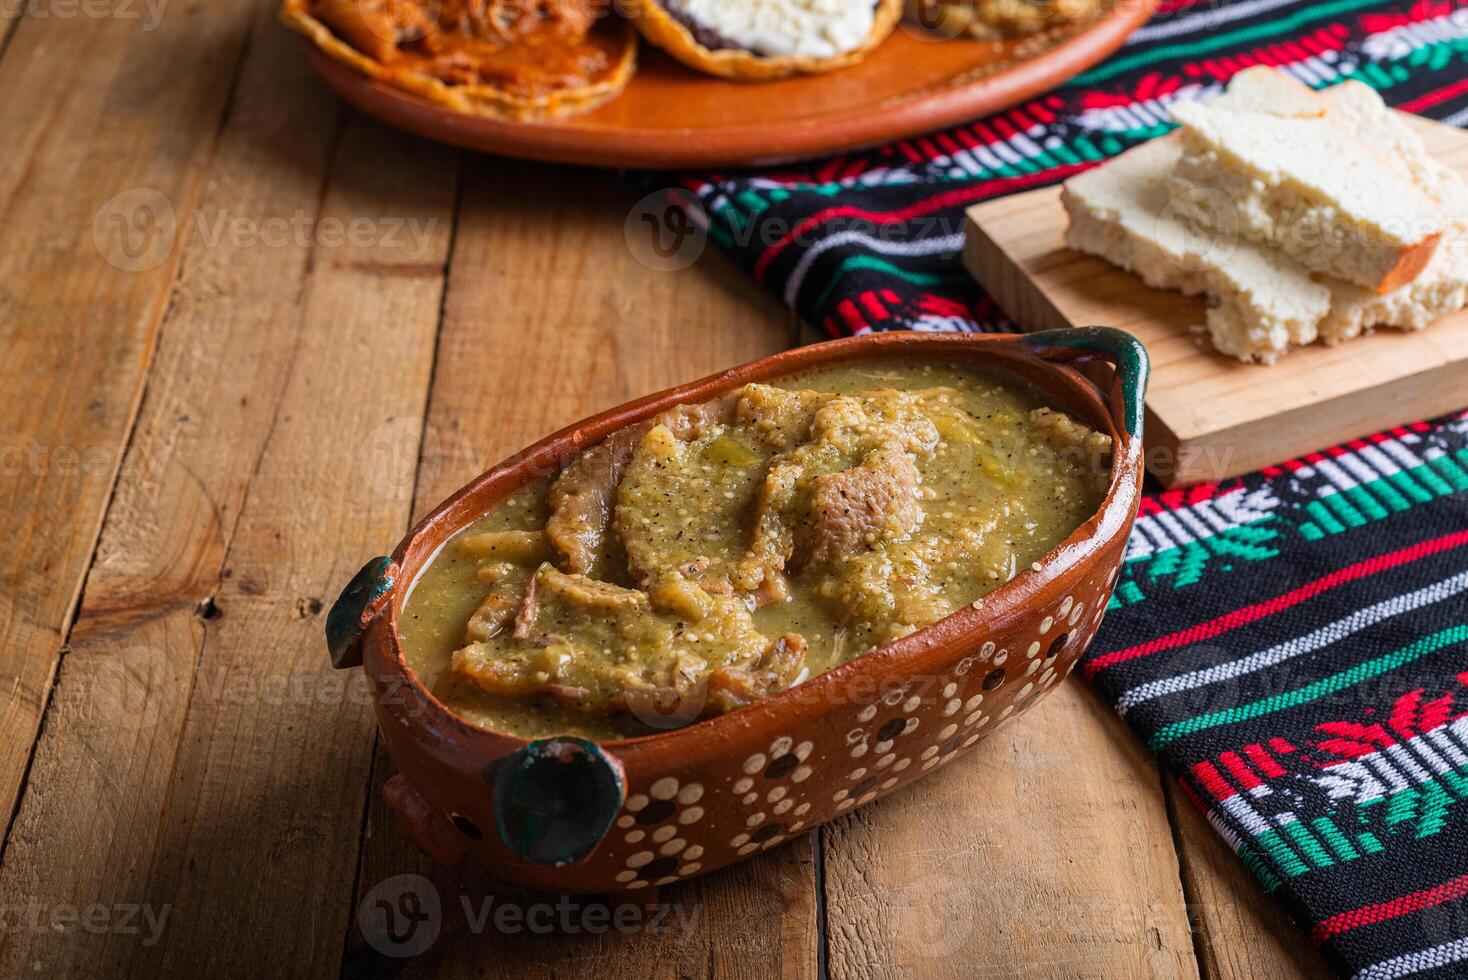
[327,328,1148,893]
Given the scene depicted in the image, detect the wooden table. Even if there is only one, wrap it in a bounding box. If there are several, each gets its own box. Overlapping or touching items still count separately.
[0,4,1338,976]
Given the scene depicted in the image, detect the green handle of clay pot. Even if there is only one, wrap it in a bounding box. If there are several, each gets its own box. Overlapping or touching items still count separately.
[1021,327,1150,438]
[326,555,396,670]
[492,737,626,867]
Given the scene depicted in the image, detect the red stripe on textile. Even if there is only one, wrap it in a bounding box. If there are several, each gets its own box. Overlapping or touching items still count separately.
[1297,33,1329,56]
[1400,77,1468,114]
[751,162,1092,280]
[1192,761,1237,801]
[951,125,981,151]
[835,298,864,333]
[859,291,890,322]
[934,133,964,158]
[896,140,926,165]
[1311,872,1468,945]
[1220,751,1262,791]
[1244,743,1287,779]
[1085,529,1468,677]
[1136,480,1243,517]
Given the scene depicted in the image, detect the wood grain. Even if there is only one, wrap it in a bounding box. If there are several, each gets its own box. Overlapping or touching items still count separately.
[346,159,817,976]
[0,0,258,840]
[823,675,1201,979]
[0,8,457,973]
[962,114,1468,487]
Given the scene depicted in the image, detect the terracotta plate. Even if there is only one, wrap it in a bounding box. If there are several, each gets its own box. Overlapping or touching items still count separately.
[303,0,1159,169]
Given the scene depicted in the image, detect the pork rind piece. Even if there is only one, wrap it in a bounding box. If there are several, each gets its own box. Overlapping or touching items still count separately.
[451,563,806,719]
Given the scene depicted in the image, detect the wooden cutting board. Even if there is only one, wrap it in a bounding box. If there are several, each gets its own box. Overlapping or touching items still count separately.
[963,112,1468,487]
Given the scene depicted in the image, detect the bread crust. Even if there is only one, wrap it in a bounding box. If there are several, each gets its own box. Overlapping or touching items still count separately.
[1375,231,1444,295]
[279,0,638,120]
[623,0,902,80]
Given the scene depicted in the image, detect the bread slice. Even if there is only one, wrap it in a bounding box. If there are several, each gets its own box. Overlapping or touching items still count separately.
[1323,247,1468,344]
[1167,99,1446,293]
[1311,83,1468,341]
[1062,138,1332,363]
[1320,81,1468,237]
[1203,66,1324,117]
[1062,71,1468,362]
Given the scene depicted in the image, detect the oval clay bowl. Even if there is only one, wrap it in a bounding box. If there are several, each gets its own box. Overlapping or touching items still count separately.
[327,328,1148,894]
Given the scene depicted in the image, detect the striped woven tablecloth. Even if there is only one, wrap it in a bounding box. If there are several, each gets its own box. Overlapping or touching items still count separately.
[665,3,1468,976]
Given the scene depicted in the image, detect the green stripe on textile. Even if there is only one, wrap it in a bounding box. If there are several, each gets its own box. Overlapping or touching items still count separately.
[1150,625,1468,748]
[1047,141,1082,166]
[1126,520,1280,586]
[1238,842,1281,892]
[1281,820,1335,869]
[1323,491,1368,529]
[1356,831,1384,855]
[1122,450,1468,600]
[735,190,767,214]
[1111,579,1144,609]
[1431,453,1468,492]
[1305,501,1346,536]
[1256,828,1311,877]
[1390,467,1436,504]
[1358,63,1396,89]
[811,257,969,312]
[1416,458,1460,496]
[1073,134,1106,162]
[1313,817,1360,862]
[1072,0,1381,83]
[1364,475,1412,514]
[1344,484,1391,522]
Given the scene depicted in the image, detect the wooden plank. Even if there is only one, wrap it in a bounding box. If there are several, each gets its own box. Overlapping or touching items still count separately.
[1166,778,1335,980]
[823,679,1201,979]
[962,114,1468,487]
[347,159,818,977]
[0,10,459,974]
[0,0,258,836]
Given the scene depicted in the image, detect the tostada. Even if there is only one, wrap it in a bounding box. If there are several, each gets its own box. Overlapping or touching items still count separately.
[280,0,637,119]
[623,0,904,80]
